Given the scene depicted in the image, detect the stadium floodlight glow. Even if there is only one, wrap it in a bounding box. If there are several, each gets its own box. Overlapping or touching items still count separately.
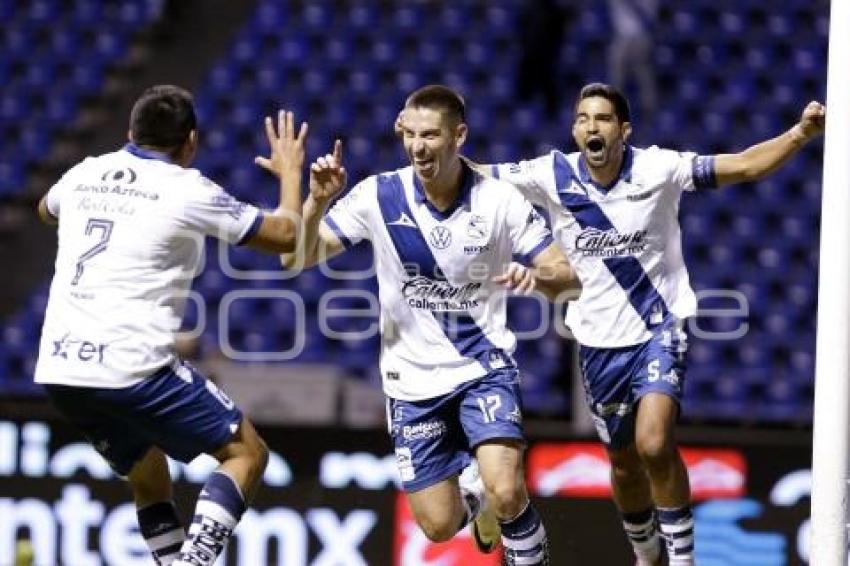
[810,1,850,563]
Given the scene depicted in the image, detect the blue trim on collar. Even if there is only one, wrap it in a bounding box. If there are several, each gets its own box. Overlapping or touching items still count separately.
[123,143,174,163]
[412,161,475,221]
[578,145,634,193]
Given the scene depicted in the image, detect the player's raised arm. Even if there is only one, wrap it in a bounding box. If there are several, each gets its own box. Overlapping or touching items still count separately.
[247,110,308,253]
[712,100,825,187]
[281,139,348,269]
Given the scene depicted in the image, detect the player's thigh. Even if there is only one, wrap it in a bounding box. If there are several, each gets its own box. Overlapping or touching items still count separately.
[387,395,467,494]
[634,393,679,455]
[579,343,638,446]
[44,384,152,478]
[459,368,526,449]
[633,319,688,449]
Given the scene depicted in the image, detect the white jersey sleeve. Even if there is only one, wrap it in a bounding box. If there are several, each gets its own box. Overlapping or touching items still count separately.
[491,153,555,207]
[178,172,263,245]
[323,178,375,248]
[44,159,93,219]
[502,183,555,261]
[653,147,719,192]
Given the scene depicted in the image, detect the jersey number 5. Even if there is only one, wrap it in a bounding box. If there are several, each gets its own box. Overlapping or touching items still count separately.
[72,218,114,285]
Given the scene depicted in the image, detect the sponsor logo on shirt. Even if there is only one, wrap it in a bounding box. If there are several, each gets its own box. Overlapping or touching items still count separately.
[401,276,481,311]
[428,226,452,249]
[463,243,490,255]
[575,228,648,257]
[73,184,159,200]
[100,168,137,184]
[466,215,488,239]
[51,333,108,364]
[626,187,659,201]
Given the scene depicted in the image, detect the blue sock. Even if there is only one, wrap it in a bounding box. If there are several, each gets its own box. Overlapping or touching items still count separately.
[137,501,185,566]
[176,471,246,566]
[499,501,549,565]
[657,505,695,565]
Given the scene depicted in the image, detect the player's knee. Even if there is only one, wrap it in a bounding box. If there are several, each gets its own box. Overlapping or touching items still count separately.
[417,515,456,542]
[246,435,269,476]
[635,431,675,470]
[487,480,526,519]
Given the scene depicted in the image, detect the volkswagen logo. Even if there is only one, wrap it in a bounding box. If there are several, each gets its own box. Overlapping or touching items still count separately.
[428,226,452,249]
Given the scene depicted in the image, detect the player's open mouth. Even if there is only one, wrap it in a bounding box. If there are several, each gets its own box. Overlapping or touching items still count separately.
[414,159,435,174]
[585,137,605,161]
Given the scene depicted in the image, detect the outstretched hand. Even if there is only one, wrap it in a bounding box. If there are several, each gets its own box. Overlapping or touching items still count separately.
[310,139,346,204]
[493,262,536,295]
[796,101,826,140]
[254,110,309,178]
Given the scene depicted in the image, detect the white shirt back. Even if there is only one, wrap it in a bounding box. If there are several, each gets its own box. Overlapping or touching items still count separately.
[324,165,553,401]
[494,146,717,348]
[35,145,262,388]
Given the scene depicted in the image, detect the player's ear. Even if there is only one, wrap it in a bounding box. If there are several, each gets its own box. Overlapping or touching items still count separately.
[455,123,468,149]
[176,130,199,166]
[621,121,632,142]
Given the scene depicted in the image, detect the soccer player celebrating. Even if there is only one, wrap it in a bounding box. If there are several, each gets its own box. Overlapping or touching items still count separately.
[283,85,580,565]
[467,83,824,565]
[34,85,310,566]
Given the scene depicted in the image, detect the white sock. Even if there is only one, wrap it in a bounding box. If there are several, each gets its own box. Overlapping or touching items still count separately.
[657,505,695,565]
[137,501,185,565]
[173,471,246,566]
[622,507,661,563]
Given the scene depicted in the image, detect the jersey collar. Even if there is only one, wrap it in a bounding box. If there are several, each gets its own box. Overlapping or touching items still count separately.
[577,144,634,194]
[413,161,475,221]
[123,143,174,163]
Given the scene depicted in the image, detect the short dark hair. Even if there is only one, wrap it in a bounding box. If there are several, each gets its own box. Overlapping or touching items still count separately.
[129,85,197,150]
[405,84,466,126]
[575,83,631,123]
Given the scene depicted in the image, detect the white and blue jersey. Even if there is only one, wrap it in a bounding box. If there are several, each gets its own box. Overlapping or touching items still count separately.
[35,144,263,388]
[324,164,553,401]
[493,146,717,348]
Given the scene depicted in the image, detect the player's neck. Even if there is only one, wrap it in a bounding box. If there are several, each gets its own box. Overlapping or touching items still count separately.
[419,159,464,211]
[587,154,624,188]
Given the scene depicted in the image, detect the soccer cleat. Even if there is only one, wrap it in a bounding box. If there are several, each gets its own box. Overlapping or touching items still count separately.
[635,541,668,566]
[472,503,501,554]
[458,459,501,553]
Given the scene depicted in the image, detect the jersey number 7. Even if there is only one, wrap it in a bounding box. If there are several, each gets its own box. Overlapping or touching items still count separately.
[71,218,114,286]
